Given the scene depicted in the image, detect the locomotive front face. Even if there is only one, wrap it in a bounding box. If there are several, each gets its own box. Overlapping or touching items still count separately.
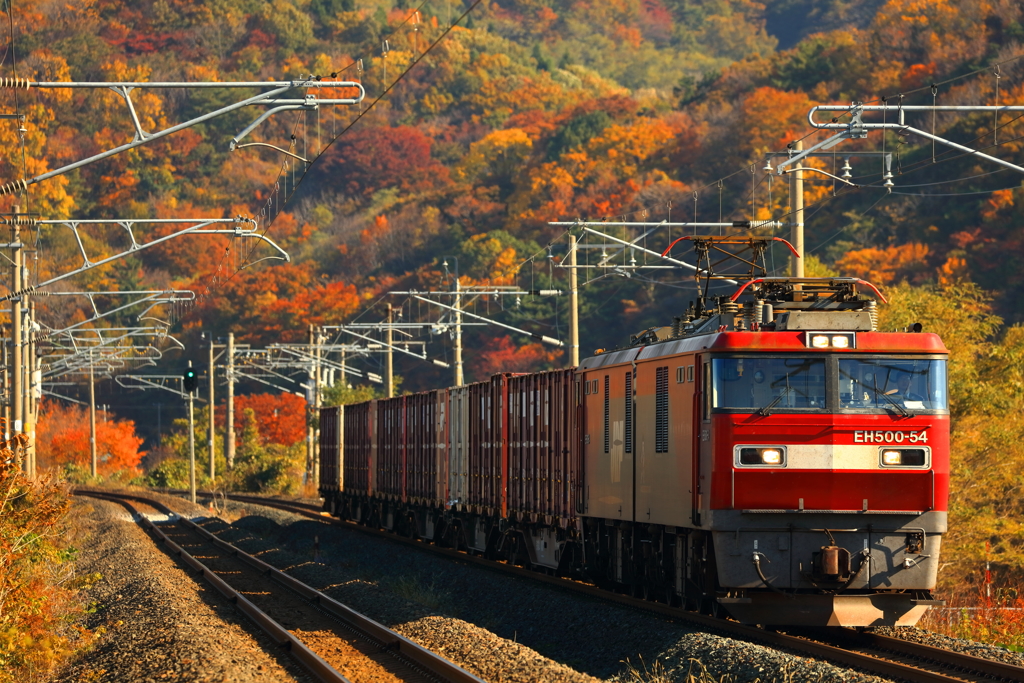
[703,334,949,626]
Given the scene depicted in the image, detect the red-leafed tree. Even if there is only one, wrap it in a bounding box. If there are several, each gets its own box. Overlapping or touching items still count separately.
[36,400,146,475]
[322,124,450,197]
[227,393,307,446]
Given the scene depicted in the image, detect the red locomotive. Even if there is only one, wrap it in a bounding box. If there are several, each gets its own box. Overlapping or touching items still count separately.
[319,237,947,627]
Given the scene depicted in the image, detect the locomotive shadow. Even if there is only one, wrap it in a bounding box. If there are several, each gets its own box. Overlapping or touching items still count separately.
[232,515,689,679]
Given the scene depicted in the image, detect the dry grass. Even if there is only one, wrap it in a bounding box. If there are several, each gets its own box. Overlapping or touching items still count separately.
[620,657,817,683]
[919,586,1024,652]
[387,574,453,612]
[0,447,99,682]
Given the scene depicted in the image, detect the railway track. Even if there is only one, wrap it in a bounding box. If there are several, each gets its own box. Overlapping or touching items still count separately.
[201,491,1024,683]
[75,489,484,683]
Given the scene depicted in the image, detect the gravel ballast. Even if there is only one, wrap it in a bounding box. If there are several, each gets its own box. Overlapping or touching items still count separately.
[51,497,313,683]
[169,495,898,683]
[61,490,1024,683]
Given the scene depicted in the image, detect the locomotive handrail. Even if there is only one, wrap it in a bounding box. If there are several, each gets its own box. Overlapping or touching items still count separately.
[728,277,888,304]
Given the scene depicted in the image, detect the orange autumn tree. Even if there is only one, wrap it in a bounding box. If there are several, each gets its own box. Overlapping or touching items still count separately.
[227,393,307,446]
[36,399,146,476]
[835,243,933,286]
[468,334,563,380]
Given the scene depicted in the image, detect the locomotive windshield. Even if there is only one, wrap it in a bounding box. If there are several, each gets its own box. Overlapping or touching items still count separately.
[838,358,947,411]
[711,356,948,413]
[713,358,827,412]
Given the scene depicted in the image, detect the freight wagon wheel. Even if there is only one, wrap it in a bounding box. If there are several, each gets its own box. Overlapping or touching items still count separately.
[401,512,416,539]
[700,594,727,619]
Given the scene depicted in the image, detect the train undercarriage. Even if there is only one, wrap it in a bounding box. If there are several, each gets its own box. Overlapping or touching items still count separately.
[325,492,942,627]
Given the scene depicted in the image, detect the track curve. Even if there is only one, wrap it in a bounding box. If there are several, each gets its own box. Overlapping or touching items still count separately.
[75,489,485,683]
[198,491,1024,683]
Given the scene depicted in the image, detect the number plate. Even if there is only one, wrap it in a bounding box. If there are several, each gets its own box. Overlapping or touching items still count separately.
[853,430,929,444]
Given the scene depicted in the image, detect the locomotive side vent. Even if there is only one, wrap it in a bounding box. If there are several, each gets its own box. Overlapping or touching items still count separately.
[655,367,668,453]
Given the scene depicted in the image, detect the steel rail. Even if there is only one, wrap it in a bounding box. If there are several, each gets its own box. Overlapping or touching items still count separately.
[75,489,484,683]
[209,492,1024,683]
[76,490,353,683]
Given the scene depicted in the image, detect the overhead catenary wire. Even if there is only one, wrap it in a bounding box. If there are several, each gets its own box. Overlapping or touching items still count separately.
[198,33,1024,340]
[189,0,486,313]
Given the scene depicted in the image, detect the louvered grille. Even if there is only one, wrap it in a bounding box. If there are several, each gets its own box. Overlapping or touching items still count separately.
[603,375,610,453]
[625,371,633,454]
[656,366,669,453]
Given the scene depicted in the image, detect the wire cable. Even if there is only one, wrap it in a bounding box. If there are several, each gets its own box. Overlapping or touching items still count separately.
[187,1,486,316]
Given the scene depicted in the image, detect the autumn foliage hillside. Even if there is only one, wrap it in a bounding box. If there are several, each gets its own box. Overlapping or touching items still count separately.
[4,0,1024,634]
[0,0,1016,365]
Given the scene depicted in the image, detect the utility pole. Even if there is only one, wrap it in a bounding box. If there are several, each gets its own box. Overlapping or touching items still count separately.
[313,328,322,489]
[89,351,97,478]
[790,139,804,278]
[568,233,579,367]
[385,303,394,398]
[2,341,8,442]
[453,277,463,387]
[306,324,315,484]
[226,332,235,470]
[24,300,36,477]
[11,205,21,460]
[187,360,196,504]
[208,336,215,480]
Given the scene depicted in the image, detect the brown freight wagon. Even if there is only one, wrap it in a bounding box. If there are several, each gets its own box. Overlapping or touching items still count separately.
[319,405,343,499]
[465,374,511,517]
[405,389,448,508]
[506,369,578,528]
[375,396,405,504]
[339,400,375,521]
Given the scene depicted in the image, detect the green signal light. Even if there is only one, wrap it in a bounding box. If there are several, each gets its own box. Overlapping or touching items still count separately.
[183,366,198,392]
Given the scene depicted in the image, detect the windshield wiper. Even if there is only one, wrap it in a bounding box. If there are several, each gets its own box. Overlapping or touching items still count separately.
[859,381,913,417]
[758,386,790,417]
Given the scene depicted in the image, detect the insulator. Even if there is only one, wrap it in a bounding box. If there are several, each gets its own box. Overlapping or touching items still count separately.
[740,301,760,329]
[720,301,739,315]
[866,299,878,331]
[0,178,28,196]
[841,158,852,179]
[762,303,774,326]
[0,77,31,89]
[752,299,764,328]
[672,316,682,337]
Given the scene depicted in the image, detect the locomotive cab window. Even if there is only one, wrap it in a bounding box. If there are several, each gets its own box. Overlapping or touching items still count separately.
[839,358,947,412]
[712,357,827,412]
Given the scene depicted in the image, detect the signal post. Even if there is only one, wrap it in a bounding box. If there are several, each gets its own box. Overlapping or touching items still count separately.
[184,362,197,503]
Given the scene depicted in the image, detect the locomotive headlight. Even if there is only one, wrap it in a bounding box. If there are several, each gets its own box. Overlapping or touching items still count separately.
[737,446,787,466]
[879,447,928,467]
[805,332,856,348]
[882,449,902,465]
